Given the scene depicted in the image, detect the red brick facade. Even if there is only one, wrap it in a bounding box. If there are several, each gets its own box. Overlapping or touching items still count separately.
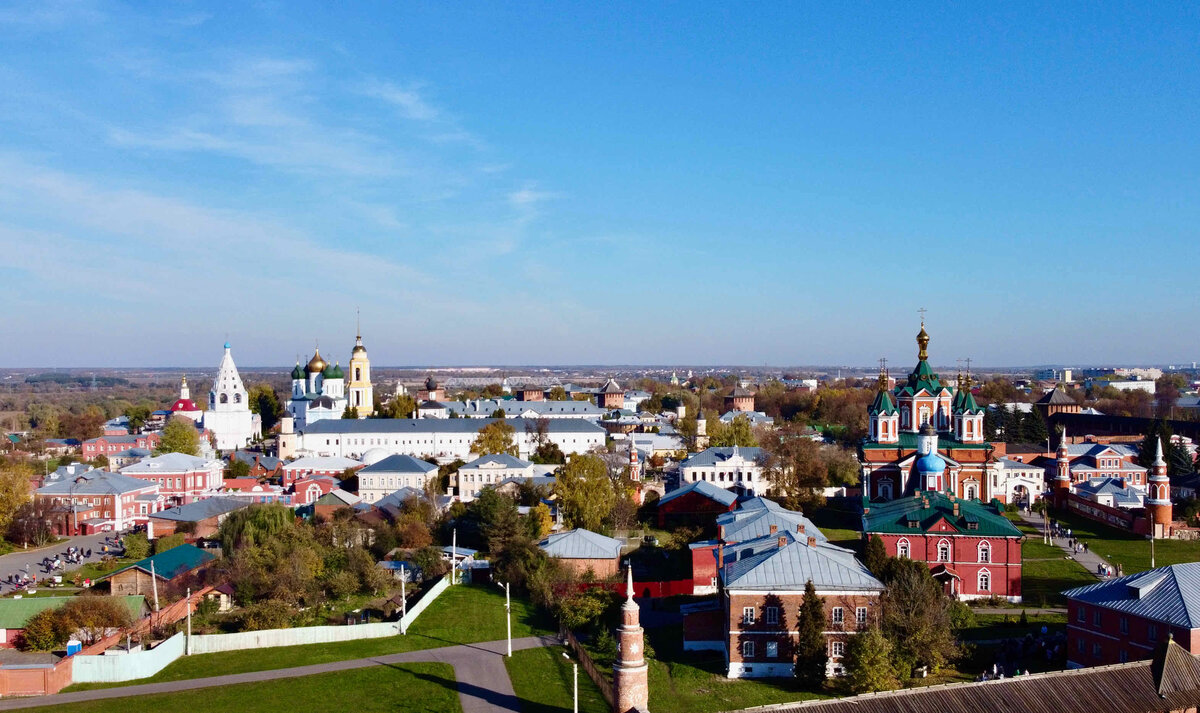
[1067,598,1200,667]
[874,531,1022,600]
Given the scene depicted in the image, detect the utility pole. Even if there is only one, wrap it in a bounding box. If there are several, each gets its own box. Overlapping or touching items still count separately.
[185,588,192,655]
[451,528,458,585]
[150,560,160,612]
[497,580,511,657]
[400,564,408,634]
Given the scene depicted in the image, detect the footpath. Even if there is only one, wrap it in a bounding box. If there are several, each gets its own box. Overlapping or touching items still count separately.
[0,635,560,713]
[1018,511,1115,580]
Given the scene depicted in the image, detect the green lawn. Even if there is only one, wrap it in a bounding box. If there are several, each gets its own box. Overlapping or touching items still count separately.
[1004,517,1097,607]
[956,611,1066,643]
[41,662,460,713]
[506,645,610,713]
[64,583,553,692]
[807,506,863,554]
[1054,511,1200,574]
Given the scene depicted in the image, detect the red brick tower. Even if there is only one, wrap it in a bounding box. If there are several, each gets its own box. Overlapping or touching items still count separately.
[629,443,641,483]
[613,566,648,713]
[1147,438,1173,539]
[1054,428,1071,508]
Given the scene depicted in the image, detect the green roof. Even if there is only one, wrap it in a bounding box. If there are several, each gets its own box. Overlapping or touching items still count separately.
[898,359,944,394]
[861,431,991,451]
[324,363,344,379]
[0,596,145,629]
[870,389,898,415]
[958,390,983,414]
[863,492,1022,538]
[291,363,305,379]
[104,544,215,582]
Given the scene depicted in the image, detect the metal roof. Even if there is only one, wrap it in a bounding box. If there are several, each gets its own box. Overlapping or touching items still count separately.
[120,453,217,474]
[681,446,765,469]
[302,417,604,435]
[283,455,363,470]
[149,496,249,522]
[717,497,827,544]
[721,530,882,592]
[1064,563,1200,630]
[103,544,215,582]
[863,492,1022,537]
[538,528,623,560]
[37,470,156,496]
[0,596,145,629]
[658,480,738,507]
[461,453,533,470]
[359,454,438,475]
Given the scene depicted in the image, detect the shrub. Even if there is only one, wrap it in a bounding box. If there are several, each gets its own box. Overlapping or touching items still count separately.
[122,533,150,560]
[19,609,68,651]
[241,600,293,631]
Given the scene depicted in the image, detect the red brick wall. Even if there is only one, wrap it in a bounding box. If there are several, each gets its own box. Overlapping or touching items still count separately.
[876,532,1022,598]
[725,590,881,669]
[1067,599,1199,667]
[657,492,736,527]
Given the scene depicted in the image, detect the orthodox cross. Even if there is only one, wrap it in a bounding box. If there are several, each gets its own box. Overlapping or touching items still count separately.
[918,307,927,325]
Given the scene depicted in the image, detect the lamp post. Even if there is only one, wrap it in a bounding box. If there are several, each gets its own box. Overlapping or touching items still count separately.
[496,580,511,656]
[562,652,578,713]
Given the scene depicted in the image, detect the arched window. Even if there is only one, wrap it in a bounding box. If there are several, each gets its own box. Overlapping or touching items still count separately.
[966,485,977,500]
[978,568,991,592]
[897,538,910,559]
[937,539,951,562]
[919,407,931,426]
[234,393,242,403]
[219,393,228,404]
[978,540,991,563]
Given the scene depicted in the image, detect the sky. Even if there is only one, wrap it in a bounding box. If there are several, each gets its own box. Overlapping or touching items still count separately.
[1,2,1198,369]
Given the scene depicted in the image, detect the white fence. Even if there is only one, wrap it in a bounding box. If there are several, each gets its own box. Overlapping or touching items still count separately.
[71,632,186,683]
[68,575,454,683]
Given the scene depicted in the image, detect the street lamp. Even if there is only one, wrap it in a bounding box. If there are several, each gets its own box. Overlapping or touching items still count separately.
[562,652,578,713]
[496,580,511,656]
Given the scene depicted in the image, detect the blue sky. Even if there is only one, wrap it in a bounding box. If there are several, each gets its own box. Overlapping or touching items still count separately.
[1,2,1198,368]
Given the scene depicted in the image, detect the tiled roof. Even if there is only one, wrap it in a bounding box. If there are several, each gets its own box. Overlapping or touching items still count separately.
[359,454,438,475]
[658,480,738,507]
[863,492,1022,537]
[681,446,764,469]
[717,497,827,544]
[149,496,248,522]
[1064,563,1200,630]
[721,530,883,592]
[539,528,623,560]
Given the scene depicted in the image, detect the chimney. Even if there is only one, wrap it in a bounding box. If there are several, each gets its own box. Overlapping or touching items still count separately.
[778,536,787,549]
[807,536,817,548]
[953,502,960,517]
[717,544,724,570]
[769,524,778,535]
[797,523,806,534]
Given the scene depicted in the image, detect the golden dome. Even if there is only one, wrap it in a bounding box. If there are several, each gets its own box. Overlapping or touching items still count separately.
[306,349,327,374]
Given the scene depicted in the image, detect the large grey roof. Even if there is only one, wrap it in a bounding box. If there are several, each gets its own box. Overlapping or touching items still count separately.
[1075,477,1144,506]
[721,530,883,592]
[1064,563,1200,630]
[120,453,215,474]
[538,528,622,559]
[149,496,249,522]
[302,417,604,435]
[430,399,604,418]
[374,487,426,508]
[658,480,738,507]
[461,453,533,470]
[359,454,438,475]
[38,470,156,496]
[1067,443,1139,459]
[681,446,765,469]
[717,497,827,544]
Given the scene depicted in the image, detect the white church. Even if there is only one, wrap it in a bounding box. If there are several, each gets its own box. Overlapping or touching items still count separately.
[287,348,348,429]
[203,342,261,451]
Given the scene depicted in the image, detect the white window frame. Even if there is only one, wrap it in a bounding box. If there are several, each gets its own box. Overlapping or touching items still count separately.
[742,641,755,658]
[742,607,755,625]
[978,568,991,592]
[831,607,844,625]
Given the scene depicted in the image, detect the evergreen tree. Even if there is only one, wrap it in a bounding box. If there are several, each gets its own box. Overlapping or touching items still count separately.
[982,408,999,442]
[864,534,888,576]
[1022,407,1049,446]
[1137,420,1172,469]
[341,406,359,419]
[794,579,828,687]
[842,625,898,693]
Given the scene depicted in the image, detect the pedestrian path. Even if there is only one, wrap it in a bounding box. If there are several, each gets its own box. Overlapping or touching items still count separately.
[0,533,117,594]
[1018,511,1116,580]
[0,635,560,713]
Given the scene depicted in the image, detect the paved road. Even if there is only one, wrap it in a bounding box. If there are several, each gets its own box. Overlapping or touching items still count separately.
[0,533,119,593]
[0,635,561,712]
[1019,511,1115,580]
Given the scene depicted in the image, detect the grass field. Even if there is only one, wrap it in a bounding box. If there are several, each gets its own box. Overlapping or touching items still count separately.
[807,506,863,554]
[1054,511,1200,574]
[1002,514,1097,607]
[41,662,460,713]
[63,583,554,692]
[957,611,1067,643]
[506,645,610,713]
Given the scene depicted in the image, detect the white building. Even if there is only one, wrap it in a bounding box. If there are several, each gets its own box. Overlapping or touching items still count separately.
[120,453,224,505]
[417,399,604,420]
[357,454,439,504]
[202,343,260,451]
[680,446,766,495]
[455,453,537,502]
[296,417,605,461]
[287,348,348,428]
[991,457,1046,506]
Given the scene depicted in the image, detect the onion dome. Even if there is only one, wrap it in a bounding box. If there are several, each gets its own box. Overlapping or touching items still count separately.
[291,361,305,380]
[351,335,367,355]
[425,375,438,390]
[171,399,198,412]
[325,362,344,379]
[916,450,946,475]
[306,349,327,374]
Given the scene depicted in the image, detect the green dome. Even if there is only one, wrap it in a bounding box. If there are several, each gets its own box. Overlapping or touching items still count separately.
[324,362,344,379]
[291,363,305,380]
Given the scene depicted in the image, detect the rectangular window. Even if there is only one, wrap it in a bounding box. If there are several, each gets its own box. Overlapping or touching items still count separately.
[1119,650,1128,663]
[1148,624,1158,641]
[856,607,867,626]
[1077,639,1085,653]
[831,641,844,658]
[742,641,755,658]
[742,607,755,625]
[1120,617,1129,635]
[1077,607,1086,623]
[764,607,779,625]
[765,641,778,658]
[832,607,844,625]
[1093,610,1102,627]
[1092,643,1101,658]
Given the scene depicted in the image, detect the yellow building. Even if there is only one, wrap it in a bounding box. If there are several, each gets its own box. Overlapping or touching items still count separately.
[347,330,374,417]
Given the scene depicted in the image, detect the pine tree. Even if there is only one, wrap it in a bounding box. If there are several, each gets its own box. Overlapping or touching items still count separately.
[1023,407,1049,446]
[864,534,888,576]
[794,579,828,687]
[842,625,898,693]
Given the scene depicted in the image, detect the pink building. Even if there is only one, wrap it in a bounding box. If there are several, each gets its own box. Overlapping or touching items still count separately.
[82,433,161,460]
[119,453,224,505]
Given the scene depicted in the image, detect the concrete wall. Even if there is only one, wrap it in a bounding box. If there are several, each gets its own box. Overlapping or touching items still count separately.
[72,632,186,683]
[400,575,450,633]
[190,622,401,654]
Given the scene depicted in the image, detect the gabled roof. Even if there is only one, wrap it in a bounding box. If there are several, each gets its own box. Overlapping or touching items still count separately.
[0,596,146,629]
[1065,563,1200,630]
[869,389,898,415]
[315,489,361,507]
[149,496,248,522]
[302,417,604,435]
[37,470,156,496]
[1038,385,1077,405]
[461,453,533,470]
[716,496,827,544]
[863,492,1022,537]
[721,530,883,592]
[538,528,623,560]
[373,487,426,509]
[231,450,282,470]
[121,452,216,474]
[358,454,437,475]
[658,480,738,507]
[598,379,623,394]
[1076,477,1144,506]
[283,455,363,471]
[103,544,215,582]
[681,446,764,469]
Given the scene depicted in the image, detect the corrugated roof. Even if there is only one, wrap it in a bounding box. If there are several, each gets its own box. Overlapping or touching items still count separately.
[0,596,145,629]
[539,528,623,560]
[149,496,248,522]
[864,492,1022,537]
[1064,563,1200,629]
[103,544,215,582]
[37,470,156,496]
[681,446,765,469]
[721,531,882,592]
[716,497,827,544]
[658,480,739,507]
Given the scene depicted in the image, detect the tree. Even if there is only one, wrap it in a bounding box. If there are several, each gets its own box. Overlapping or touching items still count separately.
[549,386,567,401]
[794,580,828,687]
[122,532,150,560]
[469,488,522,554]
[529,502,553,540]
[219,503,295,551]
[226,459,251,478]
[248,383,283,431]
[864,534,887,576]
[7,499,57,547]
[880,557,958,676]
[154,533,186,554]
[762,428,831,512]
[490,408,507,418]
[18,609,68,651]
[553,455,615,531]
[1020,407,1049,445]
[377,393,416,419]
[58,596,134,644]
[124,405,151,434]
[842,625,898,693]
[532,441,566,465]
[710,414,758,448]
[471,421,518,457]
[157,416,200,456]
[0,461,33,533]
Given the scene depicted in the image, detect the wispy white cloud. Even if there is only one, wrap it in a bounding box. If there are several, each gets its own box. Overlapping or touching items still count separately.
[362,80,440,121]
[508,184,559,208]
